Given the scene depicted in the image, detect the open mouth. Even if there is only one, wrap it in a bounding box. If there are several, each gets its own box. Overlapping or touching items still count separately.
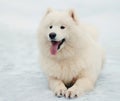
[50,38,65,55]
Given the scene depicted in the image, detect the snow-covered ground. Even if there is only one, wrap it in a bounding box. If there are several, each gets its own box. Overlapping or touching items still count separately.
[0,0,120,101]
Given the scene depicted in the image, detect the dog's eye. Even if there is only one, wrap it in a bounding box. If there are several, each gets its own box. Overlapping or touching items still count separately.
[60,26,65,29]
[49,25,53,29]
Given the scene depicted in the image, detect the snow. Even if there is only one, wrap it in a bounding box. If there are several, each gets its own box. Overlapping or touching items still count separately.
[0,0,120,101]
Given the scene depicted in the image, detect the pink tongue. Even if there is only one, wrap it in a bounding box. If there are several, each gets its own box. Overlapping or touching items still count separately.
[50,42,60,55]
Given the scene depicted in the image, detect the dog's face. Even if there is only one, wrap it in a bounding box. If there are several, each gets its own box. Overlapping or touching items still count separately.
[39,8,79,56]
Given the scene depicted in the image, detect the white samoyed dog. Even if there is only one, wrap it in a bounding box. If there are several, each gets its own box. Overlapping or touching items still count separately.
[38,8,105,98]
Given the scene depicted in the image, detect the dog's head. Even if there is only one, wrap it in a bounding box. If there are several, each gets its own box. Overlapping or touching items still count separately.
[39,8,80,57]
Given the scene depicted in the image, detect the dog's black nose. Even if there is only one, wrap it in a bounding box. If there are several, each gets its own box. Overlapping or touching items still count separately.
[49,33,56,39]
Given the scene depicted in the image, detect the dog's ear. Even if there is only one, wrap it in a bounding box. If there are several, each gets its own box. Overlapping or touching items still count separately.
[45,8,54,16]
[68,9,79,24]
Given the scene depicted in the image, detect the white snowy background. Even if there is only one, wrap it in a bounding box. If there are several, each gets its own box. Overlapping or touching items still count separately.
[0,0,120,101]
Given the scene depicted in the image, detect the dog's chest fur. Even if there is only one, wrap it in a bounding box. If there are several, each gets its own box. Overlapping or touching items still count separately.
[44,57,85,85]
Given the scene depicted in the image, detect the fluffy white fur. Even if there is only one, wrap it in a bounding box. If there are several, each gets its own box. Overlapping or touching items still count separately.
[38,8,105,98]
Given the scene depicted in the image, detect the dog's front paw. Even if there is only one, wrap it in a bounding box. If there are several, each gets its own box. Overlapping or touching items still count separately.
[65,86,83,98]
[54,86,67,97]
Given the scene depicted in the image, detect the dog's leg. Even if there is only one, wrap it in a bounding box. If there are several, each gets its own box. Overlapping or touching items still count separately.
[48,77,67,97]
[65,77,94,98]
